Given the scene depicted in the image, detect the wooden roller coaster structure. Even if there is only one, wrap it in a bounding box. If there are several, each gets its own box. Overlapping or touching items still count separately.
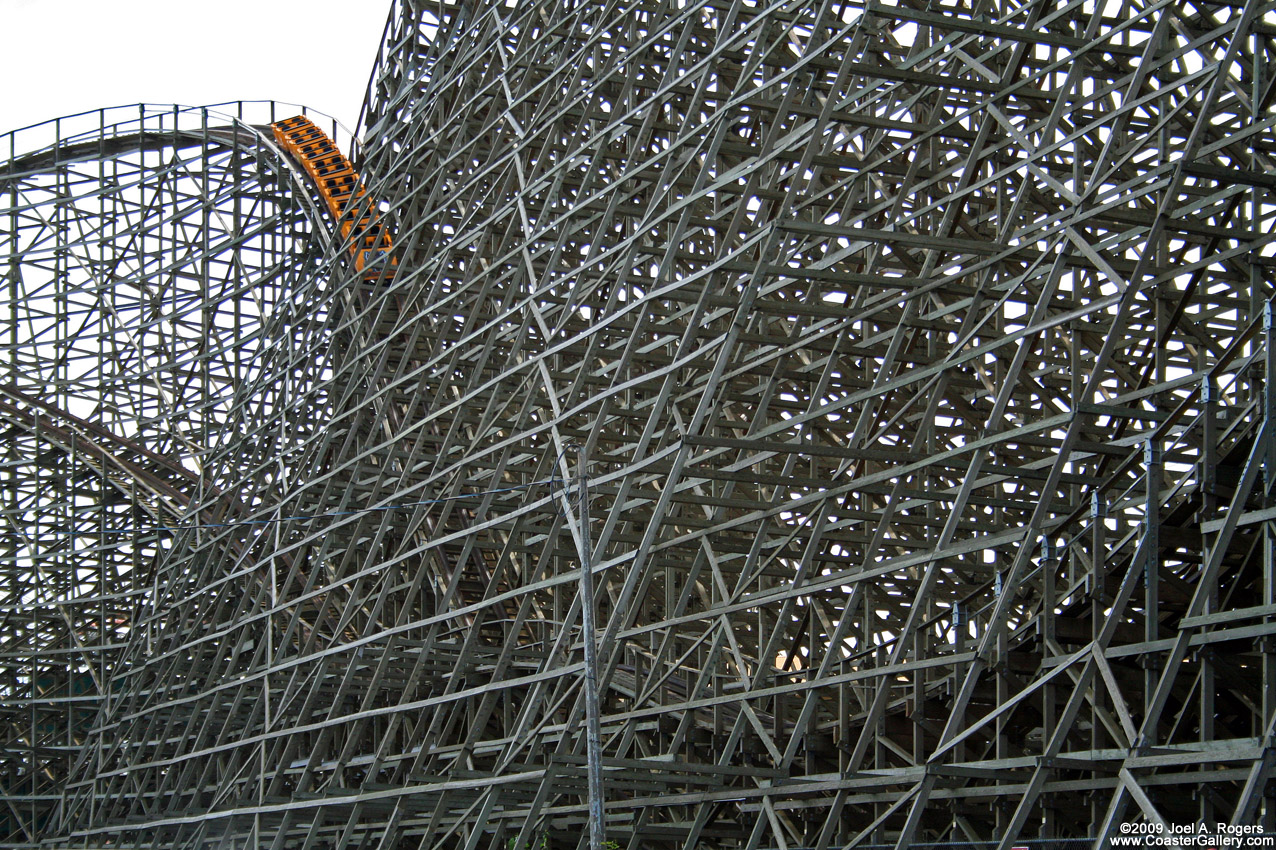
[3,0,1276,847]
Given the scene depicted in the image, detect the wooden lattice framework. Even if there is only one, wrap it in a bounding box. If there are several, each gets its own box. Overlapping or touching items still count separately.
[3,0,1276,846]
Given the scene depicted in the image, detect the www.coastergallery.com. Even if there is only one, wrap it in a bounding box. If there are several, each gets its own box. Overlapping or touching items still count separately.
[1109,824,1275,847]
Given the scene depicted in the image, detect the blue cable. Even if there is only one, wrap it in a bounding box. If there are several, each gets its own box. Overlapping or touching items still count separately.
[17,476,569,538]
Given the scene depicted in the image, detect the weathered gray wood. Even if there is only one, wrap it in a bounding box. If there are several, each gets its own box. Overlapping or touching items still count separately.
[2,0,1274,846]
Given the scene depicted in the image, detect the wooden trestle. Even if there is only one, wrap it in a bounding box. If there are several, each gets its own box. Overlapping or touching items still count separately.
[2,0,1276,847]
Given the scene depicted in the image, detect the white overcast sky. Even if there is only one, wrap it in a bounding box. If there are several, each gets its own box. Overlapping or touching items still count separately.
[1,0,391,136]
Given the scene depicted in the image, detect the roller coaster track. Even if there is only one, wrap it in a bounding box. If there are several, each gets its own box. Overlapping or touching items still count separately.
[0,103,341,845]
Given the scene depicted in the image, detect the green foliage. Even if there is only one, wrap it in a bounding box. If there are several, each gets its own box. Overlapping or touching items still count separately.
[507,835,549,850]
